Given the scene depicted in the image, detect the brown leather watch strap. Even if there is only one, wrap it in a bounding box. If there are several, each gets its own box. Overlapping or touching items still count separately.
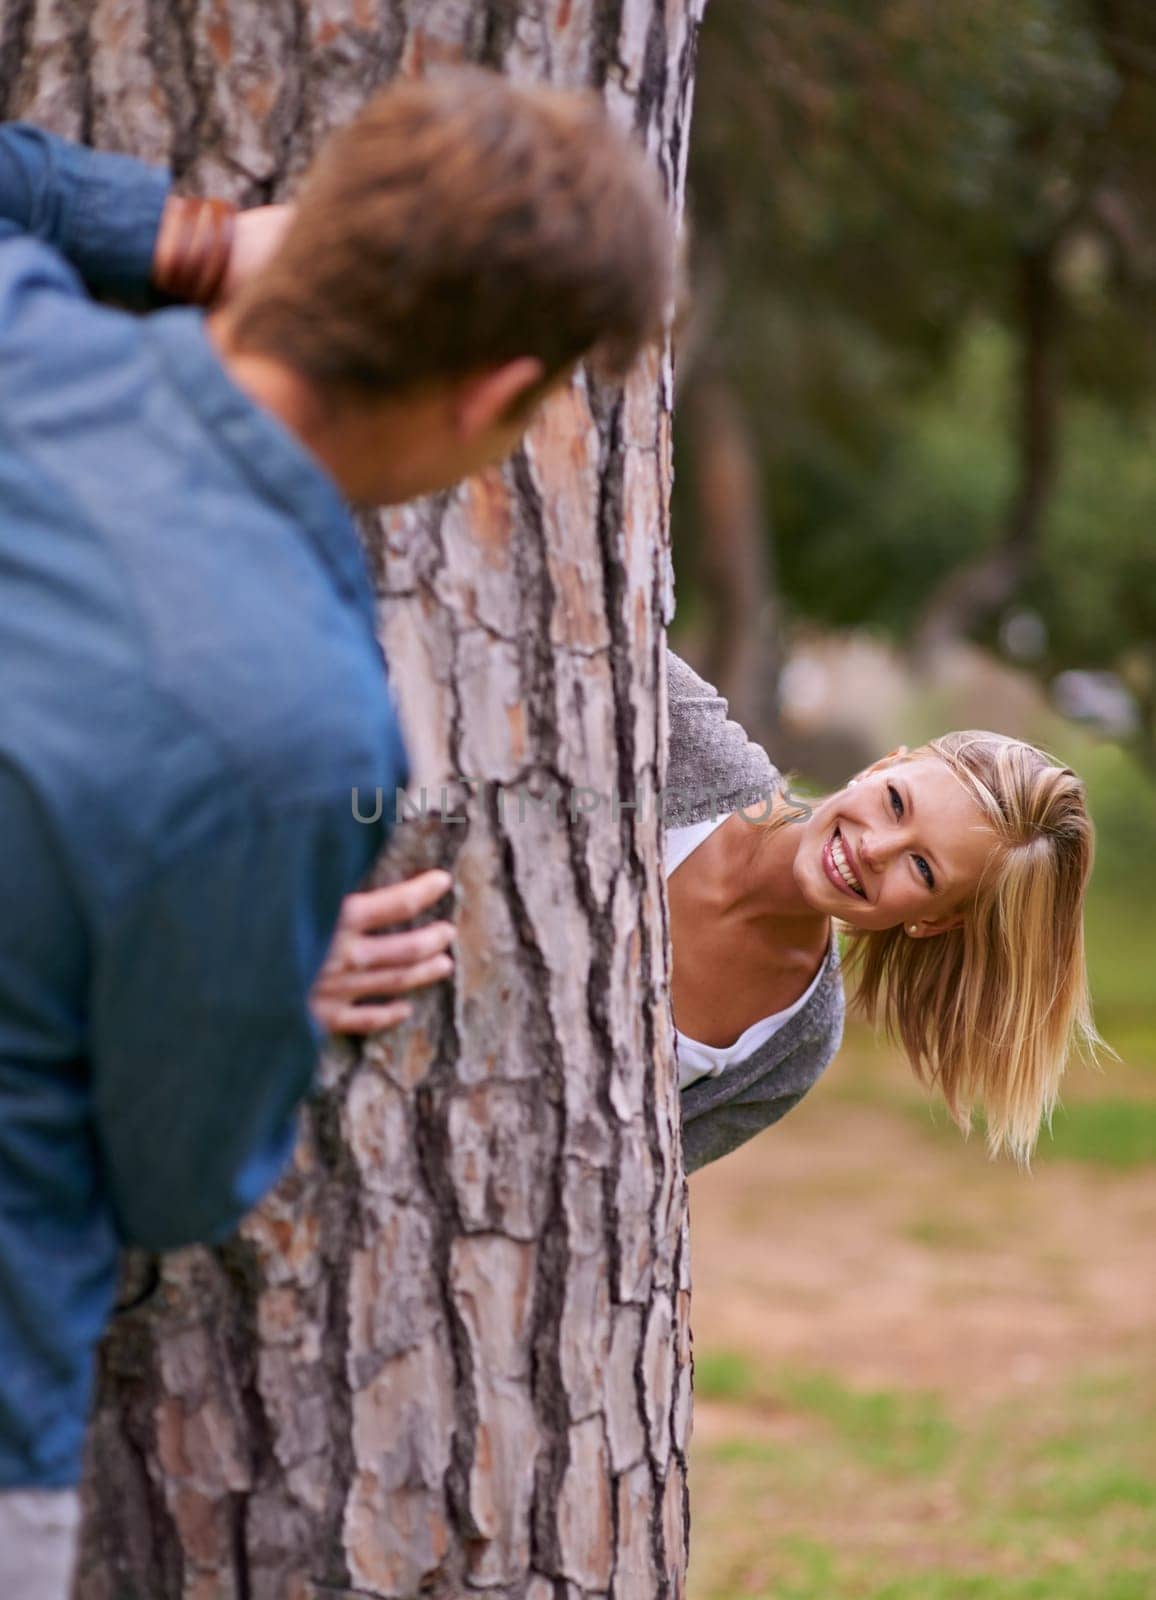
[151,195,238,306]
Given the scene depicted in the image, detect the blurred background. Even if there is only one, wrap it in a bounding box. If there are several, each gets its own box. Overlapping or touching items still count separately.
[671,3,1156,1595]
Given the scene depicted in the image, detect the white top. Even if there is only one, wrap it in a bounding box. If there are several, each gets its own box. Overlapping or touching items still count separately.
[665,813,826,1092]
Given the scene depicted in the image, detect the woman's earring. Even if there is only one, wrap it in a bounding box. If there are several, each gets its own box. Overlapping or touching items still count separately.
[908,924,918,936]
[848,778,859,787]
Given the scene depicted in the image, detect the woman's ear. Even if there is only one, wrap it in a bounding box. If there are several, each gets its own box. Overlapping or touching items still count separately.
[909,911,964,938]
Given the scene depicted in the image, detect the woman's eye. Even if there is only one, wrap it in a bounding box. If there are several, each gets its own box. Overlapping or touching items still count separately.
[915,855,935,889]
[888,783,903,818]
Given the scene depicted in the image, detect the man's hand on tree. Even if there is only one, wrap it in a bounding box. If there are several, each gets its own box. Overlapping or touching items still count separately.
[310,869,456,1036]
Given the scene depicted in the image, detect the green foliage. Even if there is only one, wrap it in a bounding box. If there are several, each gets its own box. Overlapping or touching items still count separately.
[773,324,1012,633]
[691,0,1116,366]
[681,0,1156,732]
[1034,403,1156,672]
[723,310,1156,694]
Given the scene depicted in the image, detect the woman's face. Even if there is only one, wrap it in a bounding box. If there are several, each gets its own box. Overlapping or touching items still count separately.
[792,755,1001,934]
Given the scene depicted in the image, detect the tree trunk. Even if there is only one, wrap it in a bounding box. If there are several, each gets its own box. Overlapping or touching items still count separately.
[0,3,702,1595]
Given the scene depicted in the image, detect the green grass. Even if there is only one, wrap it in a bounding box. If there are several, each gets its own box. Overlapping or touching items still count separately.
[694,1352,958,1476]
[1038,1100,1156,1168]
[695,1348,763,1404]
[696,1548,1156,1600]
[778,1369,958,1475]
[904,1214,988,1250]
[1048,739,1156,1050]
[690,1365,1156,1600]
[867,1574,1155,1600]
[908,1096,1156,1170]
[1083,891,1156,1049]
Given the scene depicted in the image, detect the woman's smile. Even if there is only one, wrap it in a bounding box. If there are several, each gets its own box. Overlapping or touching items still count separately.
[823,827,866,898]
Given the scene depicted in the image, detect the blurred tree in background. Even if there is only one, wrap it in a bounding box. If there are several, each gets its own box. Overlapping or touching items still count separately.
[675,0,1156,762]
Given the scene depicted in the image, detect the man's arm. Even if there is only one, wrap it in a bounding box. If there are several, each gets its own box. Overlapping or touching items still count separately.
[0,123,284,308]
[0,122,170,302]
[89,792,388,1251]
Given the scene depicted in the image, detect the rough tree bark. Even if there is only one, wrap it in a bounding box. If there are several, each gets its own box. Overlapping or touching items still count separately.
[0,2,703,1595]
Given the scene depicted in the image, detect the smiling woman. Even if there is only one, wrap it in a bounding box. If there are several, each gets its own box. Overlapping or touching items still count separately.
[666,655,1105,1167]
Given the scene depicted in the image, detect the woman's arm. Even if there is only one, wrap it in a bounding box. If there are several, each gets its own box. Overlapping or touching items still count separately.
[679,954,845,1171]
[665,648,780,826]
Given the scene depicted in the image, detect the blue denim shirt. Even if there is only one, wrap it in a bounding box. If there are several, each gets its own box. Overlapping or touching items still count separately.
[0,125,408,1486]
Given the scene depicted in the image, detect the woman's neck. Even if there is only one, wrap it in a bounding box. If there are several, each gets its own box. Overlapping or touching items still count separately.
[717,793,828,937]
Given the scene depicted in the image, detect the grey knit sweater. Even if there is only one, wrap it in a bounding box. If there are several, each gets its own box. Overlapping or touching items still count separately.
[666,651,845,1172]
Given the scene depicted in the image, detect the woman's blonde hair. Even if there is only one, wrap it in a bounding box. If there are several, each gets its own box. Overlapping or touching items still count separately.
[840,731,1103,1165]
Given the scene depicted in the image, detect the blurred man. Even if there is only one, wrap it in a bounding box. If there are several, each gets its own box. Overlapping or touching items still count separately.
[0,74,673,1592]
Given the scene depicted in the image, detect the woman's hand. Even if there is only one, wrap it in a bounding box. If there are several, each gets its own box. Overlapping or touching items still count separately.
[310,869,456,1036]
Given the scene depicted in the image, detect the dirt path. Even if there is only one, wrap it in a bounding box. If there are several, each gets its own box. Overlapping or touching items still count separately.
[687,1072,1156,1416]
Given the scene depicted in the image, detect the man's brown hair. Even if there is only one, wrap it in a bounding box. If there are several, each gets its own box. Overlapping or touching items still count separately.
[229,73,676,396]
